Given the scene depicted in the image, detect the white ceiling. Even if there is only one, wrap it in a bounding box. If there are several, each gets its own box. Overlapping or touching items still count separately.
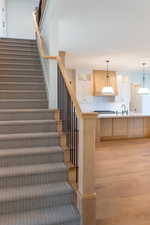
[55,0,150,72]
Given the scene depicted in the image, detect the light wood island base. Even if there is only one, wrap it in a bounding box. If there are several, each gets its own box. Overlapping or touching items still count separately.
[96,117,150,142]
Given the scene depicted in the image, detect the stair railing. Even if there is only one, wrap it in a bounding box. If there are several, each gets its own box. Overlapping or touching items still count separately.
[33,10,97,225]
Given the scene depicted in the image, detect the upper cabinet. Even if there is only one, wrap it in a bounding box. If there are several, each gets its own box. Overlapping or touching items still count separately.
[91,70,118,96]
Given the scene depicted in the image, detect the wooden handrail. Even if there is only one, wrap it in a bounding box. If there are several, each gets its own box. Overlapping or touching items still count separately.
[32,10,82,118]
[33,11,57,60]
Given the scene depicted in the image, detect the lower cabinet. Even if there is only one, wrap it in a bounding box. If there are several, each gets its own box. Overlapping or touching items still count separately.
[113,118,128,137]
[128,118,144,138]
[98,117,150,141]
[144,118,150,137]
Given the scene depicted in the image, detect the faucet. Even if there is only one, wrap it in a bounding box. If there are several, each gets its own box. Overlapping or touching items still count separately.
[121,104,128,115]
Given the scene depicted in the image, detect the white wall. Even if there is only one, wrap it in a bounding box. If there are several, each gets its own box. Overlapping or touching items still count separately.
[40,0,59,109]
[6,0,35,39]
[0,0,7,37]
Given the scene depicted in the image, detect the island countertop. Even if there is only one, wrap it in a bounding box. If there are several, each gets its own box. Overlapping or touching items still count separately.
[97,112,150,119]
[96,112,150,142]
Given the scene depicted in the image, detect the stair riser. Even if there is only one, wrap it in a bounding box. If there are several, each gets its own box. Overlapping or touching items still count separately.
[0,70,42,76]
[0,170,67,188]
[0,152,64,167]
[0,111,54,121]
[0,44,37,49]
[0,64,41,70]
[0,59,40,64]
[0,47,38,53]
[0,53,39,59]
[0,122,57,134]
[0,135,59,149]
[0,192,73,215]
[0,77,44,83]
[0,101,48,109]
[0,50,39,56]
[0,38,36,44]
[0,92,47,99]
[0,84,45,90]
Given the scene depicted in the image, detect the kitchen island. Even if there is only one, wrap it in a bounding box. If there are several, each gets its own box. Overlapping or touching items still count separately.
[96,112,150,142]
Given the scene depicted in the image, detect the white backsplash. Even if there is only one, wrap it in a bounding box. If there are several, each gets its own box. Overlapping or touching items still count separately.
[76,70,130,113]
[79,96,129,112]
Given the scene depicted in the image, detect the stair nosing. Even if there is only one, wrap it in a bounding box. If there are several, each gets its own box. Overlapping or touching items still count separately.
[0,63,41,66]
[0,37,36,41]
[0,146,62,157]
[0,68,42,71]
[0,119,55,125]
[0,182,72,202]
[0,53,39,57]
[0,109,51,113]
[0,82,45,85]
[0,47,38,51]
[0,58,40,62]
[0,75,43,78]
[0,162,67,177]
[0,99,48,102]
[0,132,59,140]
[0,204,80,225]
[0,90,46,93]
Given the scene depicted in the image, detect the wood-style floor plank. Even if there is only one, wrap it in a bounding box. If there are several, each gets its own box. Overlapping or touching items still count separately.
[96,139,150,225]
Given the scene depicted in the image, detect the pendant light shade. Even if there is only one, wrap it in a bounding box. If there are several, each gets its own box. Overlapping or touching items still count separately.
[102,86,114,95]
[138,87,149,95]
[138,63,150,95]
[102,60,114,95]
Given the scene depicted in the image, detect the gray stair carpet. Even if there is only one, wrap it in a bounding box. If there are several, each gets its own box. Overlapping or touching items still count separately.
[0,38,80,225]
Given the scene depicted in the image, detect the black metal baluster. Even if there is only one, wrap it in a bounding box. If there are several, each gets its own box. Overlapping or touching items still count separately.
[57,64,79,184]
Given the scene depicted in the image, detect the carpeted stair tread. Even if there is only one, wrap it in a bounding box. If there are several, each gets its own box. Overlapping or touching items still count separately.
[0,62,40,66]
[0,162,67,177]
[0,38,36,42]
[0,82,44,85]
[0,146,63,157]
[0,53,39,58]
[0,182,72,202]
[0,109,51,113]
[0,109,53,121]
[0,132,59,140]
[0,99,47,102]
[0,44,37,49]
[0,119,55,125]
[0,68,42,72]
[0,56,39,61]
[0,204,80,225]
[0,47,38,52]
[0,90,45,93]
[0,75,43,79]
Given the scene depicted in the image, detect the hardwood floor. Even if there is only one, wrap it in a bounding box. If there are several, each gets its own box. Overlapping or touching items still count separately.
[96,138,150,225]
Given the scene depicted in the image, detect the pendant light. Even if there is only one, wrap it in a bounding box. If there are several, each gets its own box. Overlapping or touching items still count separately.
[102,60,114,95]
[138,63,149,95]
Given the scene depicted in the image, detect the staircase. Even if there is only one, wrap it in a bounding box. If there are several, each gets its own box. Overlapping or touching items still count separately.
[0,38,80,225]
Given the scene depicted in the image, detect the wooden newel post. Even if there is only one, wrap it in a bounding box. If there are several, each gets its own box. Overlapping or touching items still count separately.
[77,113,97,225]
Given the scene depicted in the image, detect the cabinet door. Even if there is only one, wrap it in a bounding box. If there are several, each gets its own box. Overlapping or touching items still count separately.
[101,119,113,137]
[92,70,117,96]
[144,118,150,137]
[113,118,128,137]
[128,118,144,138]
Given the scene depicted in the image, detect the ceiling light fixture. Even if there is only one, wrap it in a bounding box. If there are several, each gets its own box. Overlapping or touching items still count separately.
[102,60,114,95]
[138,62,149,95]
